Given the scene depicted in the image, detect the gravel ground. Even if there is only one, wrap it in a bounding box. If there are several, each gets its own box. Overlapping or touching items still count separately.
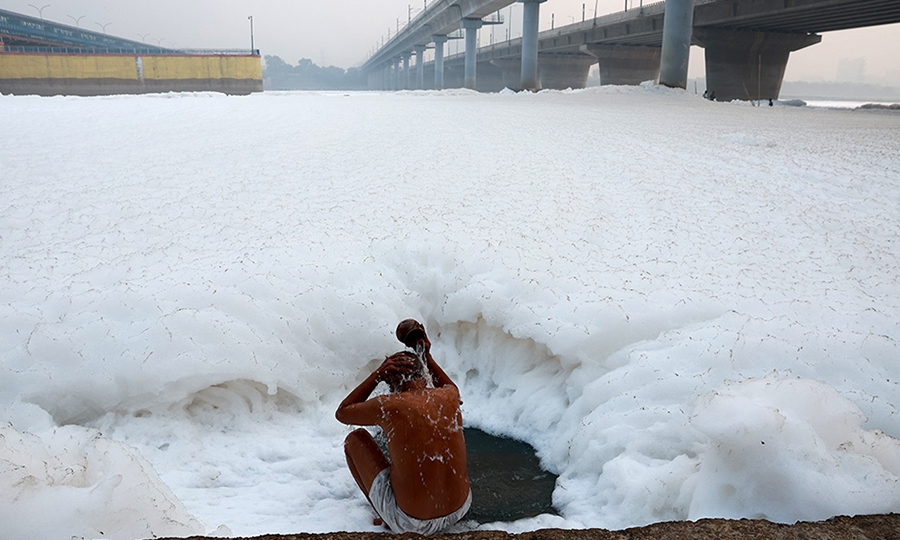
[158,514,899,540]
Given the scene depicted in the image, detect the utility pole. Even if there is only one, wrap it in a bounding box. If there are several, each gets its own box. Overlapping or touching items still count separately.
[248,15,254,54]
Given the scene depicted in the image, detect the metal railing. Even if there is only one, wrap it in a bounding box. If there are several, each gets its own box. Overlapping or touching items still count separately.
[1,44,259,56]
[1,8,258,56]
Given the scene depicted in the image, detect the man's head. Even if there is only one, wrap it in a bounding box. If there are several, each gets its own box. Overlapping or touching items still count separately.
[382,351,428,393]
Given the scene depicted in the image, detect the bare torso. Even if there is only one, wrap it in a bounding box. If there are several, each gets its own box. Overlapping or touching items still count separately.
[336,323,470,526]
[374,385,469,519]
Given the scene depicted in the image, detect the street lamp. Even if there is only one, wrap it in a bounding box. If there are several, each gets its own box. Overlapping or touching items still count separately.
[137,33,151,43]
[27,3,50,20]
[248,15,254,54]
[95,21,111,33]
[67,14,85,27]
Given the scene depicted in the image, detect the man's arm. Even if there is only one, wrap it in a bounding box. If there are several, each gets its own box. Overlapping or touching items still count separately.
[335,353,416,425]
[424,350,457,389]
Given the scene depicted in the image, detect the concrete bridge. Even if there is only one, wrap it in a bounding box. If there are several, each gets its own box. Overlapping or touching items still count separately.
[361,0,900,101]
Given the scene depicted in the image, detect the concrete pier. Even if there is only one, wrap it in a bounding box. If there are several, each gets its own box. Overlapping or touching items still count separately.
[694,28,821,101]
[402,54,411,90]
[462,18,484,90]
[414,45,426,90]
[584,44,661,85]
[520,0,546,90]
[659,0,694,89]
[433,35,448,90]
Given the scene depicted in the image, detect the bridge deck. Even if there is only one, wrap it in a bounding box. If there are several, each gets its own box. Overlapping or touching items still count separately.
[366,0,900,71]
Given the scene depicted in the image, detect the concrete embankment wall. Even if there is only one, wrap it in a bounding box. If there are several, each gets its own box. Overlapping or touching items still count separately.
[0,52,263,96]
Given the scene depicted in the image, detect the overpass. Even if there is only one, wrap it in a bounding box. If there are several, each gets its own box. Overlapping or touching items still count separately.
[362,0,900,101]
[362,0,546,90]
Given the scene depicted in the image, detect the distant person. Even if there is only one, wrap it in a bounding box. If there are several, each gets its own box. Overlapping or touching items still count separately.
[336,319,471,534]
[710,91,716,101]
[703,89,708,99]
[769,99,774,107]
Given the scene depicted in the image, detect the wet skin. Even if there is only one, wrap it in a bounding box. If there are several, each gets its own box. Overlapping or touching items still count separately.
[336,322,470,521]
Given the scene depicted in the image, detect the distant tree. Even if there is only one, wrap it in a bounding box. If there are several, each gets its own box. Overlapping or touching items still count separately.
[263,55,367,91]
[263,55,293,75]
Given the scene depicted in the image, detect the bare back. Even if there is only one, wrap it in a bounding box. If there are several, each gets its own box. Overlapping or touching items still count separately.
[375,385,469,520]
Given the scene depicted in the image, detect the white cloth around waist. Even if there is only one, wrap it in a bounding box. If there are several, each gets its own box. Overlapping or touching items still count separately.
[368,468,472,534]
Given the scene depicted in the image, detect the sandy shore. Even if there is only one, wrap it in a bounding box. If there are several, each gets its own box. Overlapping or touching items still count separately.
[158,514,898,540]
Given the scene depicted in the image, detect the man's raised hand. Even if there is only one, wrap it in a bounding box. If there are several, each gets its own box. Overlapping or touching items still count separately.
[376,351,418,383]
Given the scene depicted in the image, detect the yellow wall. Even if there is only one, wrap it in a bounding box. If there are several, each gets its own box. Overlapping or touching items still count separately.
[142,55,262,80]
[0,53,136,79]
[0,53,262,81]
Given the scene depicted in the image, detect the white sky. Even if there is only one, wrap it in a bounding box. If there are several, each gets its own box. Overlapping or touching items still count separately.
[3,0,899,84]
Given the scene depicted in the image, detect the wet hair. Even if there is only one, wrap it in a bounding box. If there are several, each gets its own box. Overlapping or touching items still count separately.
[384,350,431,393]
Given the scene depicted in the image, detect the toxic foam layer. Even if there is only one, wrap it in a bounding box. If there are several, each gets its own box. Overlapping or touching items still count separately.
[1,86,899,537]
[0,422,203,540]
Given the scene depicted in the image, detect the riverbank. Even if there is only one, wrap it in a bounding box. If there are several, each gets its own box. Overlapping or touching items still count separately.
[159,514,899,540]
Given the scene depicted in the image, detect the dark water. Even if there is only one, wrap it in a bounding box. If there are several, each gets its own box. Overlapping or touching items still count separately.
[464,427,559,523]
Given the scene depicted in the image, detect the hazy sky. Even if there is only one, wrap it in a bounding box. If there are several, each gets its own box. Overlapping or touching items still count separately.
[5,0,899,84]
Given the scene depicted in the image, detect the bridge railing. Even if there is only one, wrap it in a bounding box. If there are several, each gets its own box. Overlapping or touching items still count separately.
[1,19,144,50]
[1,45,259,56]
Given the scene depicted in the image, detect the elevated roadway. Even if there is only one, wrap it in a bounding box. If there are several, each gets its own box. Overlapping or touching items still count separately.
[363,0,511,71]
[363,0,900,100]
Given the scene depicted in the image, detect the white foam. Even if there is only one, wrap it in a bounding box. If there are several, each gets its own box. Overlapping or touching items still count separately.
[0,85,898,537]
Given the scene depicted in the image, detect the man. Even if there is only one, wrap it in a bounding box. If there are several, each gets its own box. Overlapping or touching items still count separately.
[336,319,471,534]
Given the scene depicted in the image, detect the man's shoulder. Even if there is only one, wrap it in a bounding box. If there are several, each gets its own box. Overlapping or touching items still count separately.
[433,384,460,398]
[384,384,459,406]
[420,384,460,400]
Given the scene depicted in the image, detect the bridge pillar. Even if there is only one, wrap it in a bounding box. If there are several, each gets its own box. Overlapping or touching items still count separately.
[414,45,426,90]
[423,64,435,90]
[659,0,694,89]
[694,28,821,101]
[433,34,448,90]
[402,53,412,90]
[583,44,661,85]
[462,18,484,90]
[538,53,597,90]
[519,0,547,90]
[391,58,400,90]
